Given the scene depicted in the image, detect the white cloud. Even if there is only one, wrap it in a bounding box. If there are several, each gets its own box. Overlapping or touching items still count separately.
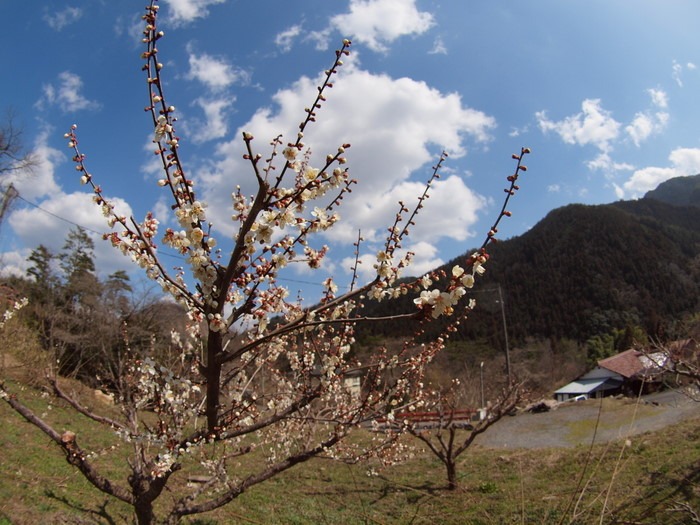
[0,249,32,279]
[536,99,620,153]
[428,36,447,55]
[37,72,100,113]
[185,97,234,143]
[6,191,135,278]
[3,128,62,202]
[672,60,697,87]
[647,88,668,109]
[162,0,226,26]
[621,147,700,198]
[276,24,302,53]
[668,147,700,174]
[196,59,495,278]
[43,6,83,30]
[186,45,250,91]
[0,123,137,279]
[113,13,148,47]
[183,45,247,143]
[538,95,669,175]
[672,60,684,87]
[404,241,444,277]
[547,184,560,193]
[329,0,435,53]
[343,240,442,284]
[625,112,667,147]
[151,197,172,226]
[508,125,528,138]
[586,153,633,173]
[625,89,669,147]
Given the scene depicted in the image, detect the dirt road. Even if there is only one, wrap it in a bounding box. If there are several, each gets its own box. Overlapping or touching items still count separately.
[474,390,700,449]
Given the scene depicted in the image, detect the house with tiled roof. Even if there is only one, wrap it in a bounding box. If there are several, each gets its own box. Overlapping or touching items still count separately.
[554,348,667,402]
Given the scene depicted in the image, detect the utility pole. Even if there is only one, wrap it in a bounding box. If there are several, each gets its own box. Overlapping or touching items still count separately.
[479,361,485,408]
[497,284,512,382]
[0,183,18,233]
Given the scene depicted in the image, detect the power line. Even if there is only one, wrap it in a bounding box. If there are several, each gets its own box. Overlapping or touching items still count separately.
[14,192,104,236]
[13,192,185,263]
[10,191,330,287]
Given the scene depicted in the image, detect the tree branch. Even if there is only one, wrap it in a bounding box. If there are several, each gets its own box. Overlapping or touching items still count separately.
[1,383,133,504]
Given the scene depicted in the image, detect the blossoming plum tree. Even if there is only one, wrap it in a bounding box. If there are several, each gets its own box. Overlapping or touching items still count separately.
[0,2,529,523]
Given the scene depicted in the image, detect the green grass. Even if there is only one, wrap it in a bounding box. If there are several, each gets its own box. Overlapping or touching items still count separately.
[563,401,657,445]
[1,378,699,524]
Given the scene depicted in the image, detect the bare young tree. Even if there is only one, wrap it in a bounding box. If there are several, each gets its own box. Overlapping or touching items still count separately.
[0,109,38,177]
[0,2,529,523]
[0,110,38,228]
[403,382,521,490]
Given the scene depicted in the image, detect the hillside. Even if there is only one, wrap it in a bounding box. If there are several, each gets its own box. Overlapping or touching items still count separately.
[2,375,699,524]
[643,173,700,207]
[354,177,700,346]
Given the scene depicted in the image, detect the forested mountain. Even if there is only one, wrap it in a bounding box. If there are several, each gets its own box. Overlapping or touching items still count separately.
[643,173,700,208]
[355,176,700,346]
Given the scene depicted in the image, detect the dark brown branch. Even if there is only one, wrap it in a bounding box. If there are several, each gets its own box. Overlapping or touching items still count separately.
[169,432,343,519]
[50,378,126,431]
[1,384,133,504]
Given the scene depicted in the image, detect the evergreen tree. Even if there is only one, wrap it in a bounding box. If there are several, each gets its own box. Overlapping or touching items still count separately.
[59,226,100,311]
[59,226,95,277]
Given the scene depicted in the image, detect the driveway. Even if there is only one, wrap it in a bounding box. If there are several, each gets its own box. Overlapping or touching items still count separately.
[474,390,700,449]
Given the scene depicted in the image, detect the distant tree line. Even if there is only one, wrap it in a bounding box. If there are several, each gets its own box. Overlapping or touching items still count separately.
[3,226,184,387]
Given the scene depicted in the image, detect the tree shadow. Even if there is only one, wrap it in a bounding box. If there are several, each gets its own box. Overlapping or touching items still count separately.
[609,459,700,524]
[369,475,446,504]
[44,489,122,525]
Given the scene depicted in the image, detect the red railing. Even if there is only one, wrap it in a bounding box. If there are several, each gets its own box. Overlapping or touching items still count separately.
[374,408,479,430]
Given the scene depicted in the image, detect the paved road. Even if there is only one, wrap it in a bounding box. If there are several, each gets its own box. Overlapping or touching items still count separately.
[474,390,700,449]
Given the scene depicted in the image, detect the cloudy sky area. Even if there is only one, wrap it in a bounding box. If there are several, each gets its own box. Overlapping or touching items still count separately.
[0,0,698,300]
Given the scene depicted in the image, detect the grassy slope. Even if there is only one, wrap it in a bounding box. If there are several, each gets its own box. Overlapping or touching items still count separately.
[1,380,699,525]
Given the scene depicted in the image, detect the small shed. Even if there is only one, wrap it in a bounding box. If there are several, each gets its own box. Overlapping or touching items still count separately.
[554,375,623,402]
[343,370,363,400]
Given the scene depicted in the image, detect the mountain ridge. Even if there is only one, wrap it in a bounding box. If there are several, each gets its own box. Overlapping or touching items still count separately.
[356,175,700,345]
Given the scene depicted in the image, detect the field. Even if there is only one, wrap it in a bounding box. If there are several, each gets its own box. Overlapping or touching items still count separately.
[1,379,699,524]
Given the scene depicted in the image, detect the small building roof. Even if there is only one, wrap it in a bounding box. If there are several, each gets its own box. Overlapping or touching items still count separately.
[554,377,622,396]
[598,349,645,378]
[597,348,668,380]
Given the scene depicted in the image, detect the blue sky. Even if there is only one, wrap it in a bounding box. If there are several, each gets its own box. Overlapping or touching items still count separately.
[1,0,699,301]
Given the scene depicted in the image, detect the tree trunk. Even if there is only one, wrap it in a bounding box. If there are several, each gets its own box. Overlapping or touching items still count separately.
[134,500,155,525]
[205,330,223,433]
[446,459,458,491]
[129,465,175,525]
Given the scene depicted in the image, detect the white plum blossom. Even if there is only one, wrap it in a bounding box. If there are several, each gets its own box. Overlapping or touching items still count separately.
[154,115,173,142]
